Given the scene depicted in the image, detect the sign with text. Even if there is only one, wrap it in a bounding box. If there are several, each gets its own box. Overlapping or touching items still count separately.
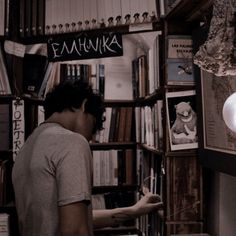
[47,32,123,62]
[12,99,25,161]
[167,35,193,59]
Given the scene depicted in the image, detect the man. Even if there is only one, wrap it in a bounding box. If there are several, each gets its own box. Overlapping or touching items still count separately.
[12,80,163,236]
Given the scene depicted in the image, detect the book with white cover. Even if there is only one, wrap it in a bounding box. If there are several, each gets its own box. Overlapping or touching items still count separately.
[0,0,5,36]
[0,213,10,236]
[0,45,11,95]
[104,59,133,100]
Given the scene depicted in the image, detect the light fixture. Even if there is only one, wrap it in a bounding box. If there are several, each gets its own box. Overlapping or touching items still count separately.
[222,92,236,132]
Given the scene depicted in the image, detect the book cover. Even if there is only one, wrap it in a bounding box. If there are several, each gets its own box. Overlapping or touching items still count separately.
[166,58,195,85]
[166,90,198,151]
[23,53,48,96]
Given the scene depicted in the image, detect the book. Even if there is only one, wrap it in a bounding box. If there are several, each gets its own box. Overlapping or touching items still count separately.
[108,107,118,142]
[102,107,112,143]
[98,64,105,97]
[0,0,5,36]
[23,53,48,96]
[24,0,32,37]
[121,0,131,24]
[0,44,11,95]
[0,104,10,151]
[37,62,53,98]
[31,0,37,36]
[125,149,134,185]
[44,0,53,34]
[0,213,10,236]
[104,60,133,101]
[19,0,25,37]
[92,194,106,210]
[124,107,133,142]
[117,107,127,142]
[138,55,148,98]
[166,90,198,151]
[37,0,45,35]
[166,58,195,85]
[4,0,9,36]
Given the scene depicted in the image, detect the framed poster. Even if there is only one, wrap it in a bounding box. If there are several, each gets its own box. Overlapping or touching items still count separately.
[166,90,198,151]
[201,70,236,154]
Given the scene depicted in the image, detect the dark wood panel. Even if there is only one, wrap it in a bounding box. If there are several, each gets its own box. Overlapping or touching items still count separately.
[166,156,203,222]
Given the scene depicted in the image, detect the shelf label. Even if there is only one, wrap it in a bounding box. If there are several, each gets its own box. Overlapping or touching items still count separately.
[12,99,25,161]
[47,32,123,62]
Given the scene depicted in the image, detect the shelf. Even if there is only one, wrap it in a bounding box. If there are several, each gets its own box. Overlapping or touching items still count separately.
[164,85,196,92]
[136,88,163,105]
[165,149,198,157]
[92,185,137,194]
[0,95,15,102]
[94,226,139,235]
[90,142,136,150]
[139,143,163,156]
[104,100,136,107]
[164,0,213,21]
[19,22,162,45]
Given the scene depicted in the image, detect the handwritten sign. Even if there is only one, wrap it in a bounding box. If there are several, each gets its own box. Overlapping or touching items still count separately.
[12,99,25,161]
[167,36,193,59]
[47,32,123,62]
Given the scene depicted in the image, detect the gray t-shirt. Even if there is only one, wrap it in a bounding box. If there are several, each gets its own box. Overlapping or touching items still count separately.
[12,123,93,236]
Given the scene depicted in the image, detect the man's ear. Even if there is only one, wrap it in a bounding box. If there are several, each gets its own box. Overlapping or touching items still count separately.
[81,99,88,112]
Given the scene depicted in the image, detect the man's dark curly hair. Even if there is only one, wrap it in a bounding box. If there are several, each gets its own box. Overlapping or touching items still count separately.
[44,80,105,133]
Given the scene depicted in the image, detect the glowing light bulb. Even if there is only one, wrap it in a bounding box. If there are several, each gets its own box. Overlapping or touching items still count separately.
[222,92,236,132]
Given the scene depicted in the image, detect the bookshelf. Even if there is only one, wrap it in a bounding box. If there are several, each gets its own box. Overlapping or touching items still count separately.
[0,1,216,235]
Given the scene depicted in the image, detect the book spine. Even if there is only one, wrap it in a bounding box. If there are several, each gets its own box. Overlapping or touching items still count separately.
[31,0,37,36]
[37,0,45,35]
[24,0,32,37]
[19,0,25,37]
[4,0,10,36]
[0,0,5,36]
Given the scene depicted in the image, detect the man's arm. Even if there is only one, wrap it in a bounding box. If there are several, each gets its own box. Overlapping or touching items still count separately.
[93,193,163,229]
[59,201,91,236]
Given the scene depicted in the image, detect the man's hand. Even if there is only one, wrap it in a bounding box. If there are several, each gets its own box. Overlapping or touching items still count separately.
[131,193,163,217]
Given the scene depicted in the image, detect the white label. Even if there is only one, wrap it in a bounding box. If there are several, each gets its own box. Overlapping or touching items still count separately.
[4,40,26,57]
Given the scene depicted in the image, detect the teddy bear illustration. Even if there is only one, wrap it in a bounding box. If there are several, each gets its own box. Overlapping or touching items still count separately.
[171,101,197,144]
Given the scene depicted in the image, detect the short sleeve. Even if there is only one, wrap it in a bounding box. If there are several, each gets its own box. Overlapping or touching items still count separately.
[55,137,92,206]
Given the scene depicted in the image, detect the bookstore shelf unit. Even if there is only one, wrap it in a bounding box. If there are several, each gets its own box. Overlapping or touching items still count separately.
[159,0,214,235]
[0,0,215,235]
